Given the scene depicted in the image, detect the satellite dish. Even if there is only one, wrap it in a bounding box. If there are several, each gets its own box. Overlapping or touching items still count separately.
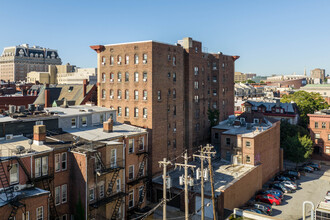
[28,139,33,145]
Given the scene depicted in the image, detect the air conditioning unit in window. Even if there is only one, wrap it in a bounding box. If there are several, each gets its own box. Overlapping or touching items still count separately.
[143,78,147,82]
[118,96,121,99]
[110,95,114,99]
[102,62,105,65]
[143,60,147,64]
[118,79,121,82]
[110,79,114,82]
[173,128,176,132]
[14,185,24,191]
[143,97,147,100]
[6,134,13,140]
[118,61,121,65]
[143,115,147,118]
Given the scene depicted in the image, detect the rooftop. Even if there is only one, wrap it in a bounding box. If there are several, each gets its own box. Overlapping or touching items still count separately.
[45,105,115,117]
[153,158,256,197]
[301,84,330,88]
[0,187,49,207]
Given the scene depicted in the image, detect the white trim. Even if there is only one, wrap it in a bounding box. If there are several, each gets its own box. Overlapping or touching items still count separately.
[104,40,176,47]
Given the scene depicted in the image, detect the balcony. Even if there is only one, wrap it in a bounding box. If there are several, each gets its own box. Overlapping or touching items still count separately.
[95,159,124,176]
[89,189,126,209]
[136,149,148,156]
[127,175,148,186]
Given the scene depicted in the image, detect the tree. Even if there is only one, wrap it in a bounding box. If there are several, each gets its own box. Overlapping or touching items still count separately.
[207,108,220,127]
[281,90,329,127]
[260,80,265,84]
[299,135,313,159]
[247,79,256,84]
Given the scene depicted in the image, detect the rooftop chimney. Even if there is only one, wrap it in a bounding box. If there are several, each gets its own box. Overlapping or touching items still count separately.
[83,79,88,97]
[33,125,46,145]
[103,118,113,133]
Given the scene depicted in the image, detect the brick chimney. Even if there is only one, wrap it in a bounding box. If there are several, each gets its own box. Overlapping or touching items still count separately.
[83,79,88,97]
[45,84,50,107]
[33,125,46,145]
[103,118,113,133]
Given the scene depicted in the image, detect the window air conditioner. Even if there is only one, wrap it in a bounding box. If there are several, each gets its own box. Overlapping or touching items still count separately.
[102,62,105,65]
[118,79,121,82]
[143,78,147,82]
[173,128,176,132]
[110,96,113,99]
[6,134,13,140]
[143,97,147,100]
[118,96,121,99]
[143,60,147,64]
[118,61,121,65]
[110,79,114,82]
[143,115,147,118]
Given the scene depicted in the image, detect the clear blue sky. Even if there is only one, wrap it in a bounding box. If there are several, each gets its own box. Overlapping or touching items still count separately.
[1,0,329,76]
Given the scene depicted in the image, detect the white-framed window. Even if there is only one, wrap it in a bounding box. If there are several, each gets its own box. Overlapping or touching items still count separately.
[117,90,122,99]
[194,81,199,89]
[143,54,147,64]
[328,134,330,141]
[194,67,199,75]
[157,90,161,100]
[125,107,129,117]
[143,108,147,118]
[326,146,330,154]
[81,117,87,127]
[10,163,19,184]
[117,72,122,81]
[143,72,147,81]
[110,56,114,65]
[55,154,60,172]
[125,72,129,82]
[139,186,144,203]
[246,141,251,147]
[62,184,67,203]
[129,190,134,208]
[99,184,105,198]
[129,139,134,153]
[89,188,95,201]
[129,165,134,180]
[134,90,139,100]
[41,156,48,176]
[125,55,129,64]
[35,157,41,178]
[139,137,144,151]
[143,90,147,100]
[116,179,121,192]
[110,89,114,99]
[110,72,114,82]
[36,206,43,220]
[61,152,67,171]
[125,90,129,100]
[134,54,139,64]
[315,133,320,139]
[110,149,117,168]
[102,89,106,99]
[246,155,251,163]
[172,56,176,66]
[22,211,30,220]
[118,107,122,117]
[134,72,139,82]
[55,186,61,205]
[117,55,122,64]
[102,73,106,82]
[71,118,76,128]
[102,56,106,64]
[134,108,139,118]
[194,95,199,103]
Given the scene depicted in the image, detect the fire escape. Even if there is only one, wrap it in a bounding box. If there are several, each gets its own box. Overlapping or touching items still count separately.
[89,152,125,220]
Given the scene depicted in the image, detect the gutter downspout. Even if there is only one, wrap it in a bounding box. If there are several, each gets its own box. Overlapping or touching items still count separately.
[123,139,126,220]
[85,155,88,220]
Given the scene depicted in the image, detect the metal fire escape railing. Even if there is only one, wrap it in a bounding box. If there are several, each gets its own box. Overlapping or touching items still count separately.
[127,153,148,186]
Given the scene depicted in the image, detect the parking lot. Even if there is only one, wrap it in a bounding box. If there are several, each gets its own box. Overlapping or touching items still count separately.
[269,164,330,220]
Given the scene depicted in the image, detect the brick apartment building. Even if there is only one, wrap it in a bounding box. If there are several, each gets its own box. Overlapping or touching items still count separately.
[211,112,282,184]
[308,109,330,159]
[91,37,238,175]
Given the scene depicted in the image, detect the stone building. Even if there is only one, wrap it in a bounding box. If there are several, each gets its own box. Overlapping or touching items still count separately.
[90,37,238,175]
[310,68,326,82]
[0,44,62,82]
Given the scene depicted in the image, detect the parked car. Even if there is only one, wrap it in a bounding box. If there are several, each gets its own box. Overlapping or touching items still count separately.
[326,191,330,197]
[253,202,272,215]
[255,194,281,206]
[283,170,301,180]
[269,182,293,193]
[281,180,297,191]
[245,208,264,214]
[298,165,314,173]
[304,162,321,171]
[274,175,291,182]
[257,189,283,199]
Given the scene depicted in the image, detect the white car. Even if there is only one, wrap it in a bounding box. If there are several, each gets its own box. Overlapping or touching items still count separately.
[282,181,297,190]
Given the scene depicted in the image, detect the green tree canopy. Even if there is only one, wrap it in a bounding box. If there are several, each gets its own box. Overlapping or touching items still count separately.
[207,108,220,127]
[247,80,256,84]
[281,90,329,127]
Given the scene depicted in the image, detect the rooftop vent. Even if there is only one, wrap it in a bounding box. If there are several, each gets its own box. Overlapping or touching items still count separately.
[16,145,25,154]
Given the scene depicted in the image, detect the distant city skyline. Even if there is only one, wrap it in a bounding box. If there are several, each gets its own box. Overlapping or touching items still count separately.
[1,0,330,76]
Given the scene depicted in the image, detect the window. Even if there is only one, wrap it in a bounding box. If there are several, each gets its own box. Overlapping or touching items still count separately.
[125,55,129,64]
[99,184,104,198]
[110,149,117,167]
[246,156,251,163]
[110,73,114,82]
[214,133,219,139]
[129,165,134,180]
[125,90,129,100]
[143,54,147,64]
[134,72,139,82]
[213,90,217,96]
[157,90,161,100]
[328,134,330,141]
[81,116,87,127]
[315,122,319,128]
[194,81,199,89]
[167,54,171,61]
[22,211,30,220]
[102,73,106,82]
[55,154,60,172]
[134,108,139,117]
[168,72,171,78]
[194,95,199,103]
[55,186,60,205]
[326,146,330,154]
[315,133,320,139]
[62,215,67,220]
[117,90,122,99]
[125,107,129,117]
[35,157,41,177]
[89,188,95,201]
[102,89,106,99]
[10,163,19,184]
[129,191,134,208]
[125,72,129,82]
[143,108,147,118]
[134,90,139,100]
[143,72,147,81]
[194,67,199,75]
[139,186,144,203]
[134,54,139,64]
[173,122,176,132]
[118,107,122,116]
[173,139,176,149]
[36,120,43,125]
[226,138,231,145]
[212,76,217,82]
[172,56,176,66]
[62,184,67,203]
[195,47,198,53]
[139,137,144,150]
[116,179,121,192]
[61,152,67,171]
[173,105,176,116]
[173,89,176,99]
[117,55,122,65]
[71,118,76,128]
[95,152,102,170]
[117,72,122,82]
[173,72,176,82]
[110,56,114,65]
[322,122,326,129]
[246,141,251,147]
[143,90,147,100]
[213,102,217,109]
[35,156,48,177]
[36,207,43,220]
[129,139,134,153]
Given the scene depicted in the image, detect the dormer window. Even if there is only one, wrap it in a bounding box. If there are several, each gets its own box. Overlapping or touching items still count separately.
[30,53,34,57]
[19,49,24,57]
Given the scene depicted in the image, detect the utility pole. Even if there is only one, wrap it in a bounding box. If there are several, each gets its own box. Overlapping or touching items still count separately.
[193,146,210,220]
[158,158,172,220]
[203,144,217,220]
[175,152,196,220]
